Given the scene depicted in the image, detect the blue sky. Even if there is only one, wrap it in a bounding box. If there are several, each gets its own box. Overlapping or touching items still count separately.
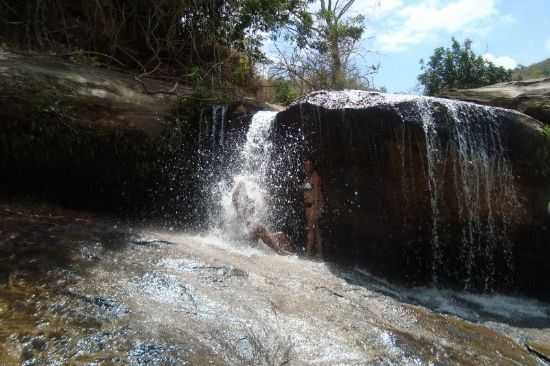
[266,0,550,93]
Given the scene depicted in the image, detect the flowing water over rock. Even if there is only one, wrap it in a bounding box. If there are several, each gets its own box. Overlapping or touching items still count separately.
[209,111,280,241]
[414,98,522,289]
[1,91,549,365]
[273,90,550,296]
[1,202,549,365]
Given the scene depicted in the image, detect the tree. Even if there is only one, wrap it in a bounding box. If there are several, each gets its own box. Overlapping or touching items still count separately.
[418,38,512,96]
[315,0,364,88]
[271,0,375,91]
[0,0,308,88]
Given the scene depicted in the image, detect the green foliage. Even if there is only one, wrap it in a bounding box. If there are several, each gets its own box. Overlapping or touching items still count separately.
[512,58,550,80]
[0,0,307,89]
[542,125,550,139]
[418,38,512,96]
[273,80,300,105]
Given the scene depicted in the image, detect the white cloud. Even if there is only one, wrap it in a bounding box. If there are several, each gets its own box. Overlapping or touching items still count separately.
[546,37,550,51]
[376,0,498,52]
[483,53,517,69]
[351,0,404,18]
[500,14,517,24]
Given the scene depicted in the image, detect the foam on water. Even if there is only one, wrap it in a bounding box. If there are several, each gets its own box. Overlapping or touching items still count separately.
[291,89,418,109]
[292,89,528,114]
[378,330,430,366]
[187,231,272,257]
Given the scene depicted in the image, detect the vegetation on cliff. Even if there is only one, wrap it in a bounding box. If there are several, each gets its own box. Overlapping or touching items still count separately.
[0,0,380,104]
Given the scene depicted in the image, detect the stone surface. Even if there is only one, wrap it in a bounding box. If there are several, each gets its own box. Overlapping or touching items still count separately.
[0,50,195,219]
[441,77,550,124]
[0,49,190,136]
[0,50,272,224]
[526,341,550,362]
[272,90,550,298]
[1,200,549,365]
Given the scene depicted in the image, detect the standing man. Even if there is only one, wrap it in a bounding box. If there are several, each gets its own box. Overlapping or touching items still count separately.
[303,158,323,258]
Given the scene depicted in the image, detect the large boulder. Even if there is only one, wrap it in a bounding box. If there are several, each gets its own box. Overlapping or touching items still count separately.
[272,90,550,298]
[0,50,196,222]
[0,49,267,226]
[441,77,550,124]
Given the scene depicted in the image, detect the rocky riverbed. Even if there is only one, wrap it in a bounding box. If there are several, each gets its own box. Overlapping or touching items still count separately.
[1,200,549,365]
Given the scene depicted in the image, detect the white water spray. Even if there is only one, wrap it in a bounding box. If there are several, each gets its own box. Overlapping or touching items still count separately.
[213,111,278,239]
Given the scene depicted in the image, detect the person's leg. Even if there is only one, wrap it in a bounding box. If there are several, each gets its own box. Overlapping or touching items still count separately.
[272,232,292,252]
[313,222,322,259]
[253,225,283,253]
[305,208,316,256]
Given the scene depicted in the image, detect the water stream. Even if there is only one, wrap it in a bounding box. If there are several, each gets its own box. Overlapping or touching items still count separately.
[414,98,522,290]
[1,202,548,365]
[210,111,278,242]
[290,90,526,292]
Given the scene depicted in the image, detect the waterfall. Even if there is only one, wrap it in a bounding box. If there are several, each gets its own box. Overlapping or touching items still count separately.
[415,98,521,290]
[211,111,278,238]
[196,105,227,151]
[417,99,443,284]
[207,105,227,148]
[273,90,544,293]
[219,106,226,147]
[195,92,525,290]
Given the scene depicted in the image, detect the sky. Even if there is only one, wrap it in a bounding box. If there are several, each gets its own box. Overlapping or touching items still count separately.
[265,0,550,93]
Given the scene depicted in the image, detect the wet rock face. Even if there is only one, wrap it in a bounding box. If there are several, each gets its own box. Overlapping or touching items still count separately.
[272,90,550,298]
[0,51,200,224]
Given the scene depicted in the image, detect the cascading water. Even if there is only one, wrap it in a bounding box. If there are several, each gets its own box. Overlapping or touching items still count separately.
[414,98,522,290]
[276,90,534,293]
[193,92,529,292]
[417,99,444,284]
[198,105,227,149]
[210,111,278,240]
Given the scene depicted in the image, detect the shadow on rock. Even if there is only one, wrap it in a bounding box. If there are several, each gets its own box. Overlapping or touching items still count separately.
[324,262,550,329]
[0,200,136,286]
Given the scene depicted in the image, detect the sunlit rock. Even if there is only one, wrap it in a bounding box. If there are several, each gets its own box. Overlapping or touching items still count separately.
[441,77,550,124]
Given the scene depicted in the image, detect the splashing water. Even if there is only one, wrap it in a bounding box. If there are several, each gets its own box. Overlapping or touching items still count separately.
[212,111,278,239]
